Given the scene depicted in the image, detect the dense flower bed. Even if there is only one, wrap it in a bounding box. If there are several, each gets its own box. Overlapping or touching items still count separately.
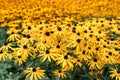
[0,0,120,80]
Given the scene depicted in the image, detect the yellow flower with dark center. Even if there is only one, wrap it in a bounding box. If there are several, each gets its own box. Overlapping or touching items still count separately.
[110,67,120,80]
[24,67,45,80]
[77,50,91,62]
[0,42,12,51]
[53,69,67,78]
[39,49,57,62]
[22,24,38,34]
[51,37,67,55]
[14,53,27,65]
[56,54,74,70]
[16,44,33,57]
[88,55,104,70]
[39,26,56,44]
[101,51,117,64]
[74,58,82,67]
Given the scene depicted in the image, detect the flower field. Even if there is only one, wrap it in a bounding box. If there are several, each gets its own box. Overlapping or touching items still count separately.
[0,0,120,80]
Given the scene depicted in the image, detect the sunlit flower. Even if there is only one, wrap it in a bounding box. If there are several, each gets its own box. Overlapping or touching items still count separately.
[0,49,8,61]
[24,67,45,80]
[53,69,67,79]
[14,53,27,65]
[56,54,74,70]
[39,49,57,62]
[110,67,120,80]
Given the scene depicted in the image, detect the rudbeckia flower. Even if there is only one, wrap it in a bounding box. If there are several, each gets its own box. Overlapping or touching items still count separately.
[0,42,12,51]
[110,67,120,80]
[14,53,27,65]
[53,69,67,79]
[16,43,33,57]
[24,67,45,80]
[51,37,67,55]
[88,55,104,70]
[39,49,57,62]
[39,26,56,44]
[56,54,74,70]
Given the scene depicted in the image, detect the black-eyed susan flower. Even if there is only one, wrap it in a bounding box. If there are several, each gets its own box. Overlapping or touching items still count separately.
[16,43,33,57]
[0,42,12,51]
[24,67,45,80]
[74,58,82,68]
[39,26,56,44]
[51,37,67,55]
[56,54,74,70]
[88,55,103,70]
[53,69,67,79]
[14,53,27,65]
[110,67,120,80]
[39,49,57,62]
[77,50,91,62]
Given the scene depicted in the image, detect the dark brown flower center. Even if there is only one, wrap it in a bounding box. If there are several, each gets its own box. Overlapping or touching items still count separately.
[56,45,60,48]
[46,50,50,54]
[23,34,26,37]
[89,34,93,37]
[84,30,87,33]
[88,47,91,49]
[26,35,31,38]
[59,70,62,73]
[106,56,109,58]
[28,26,31,30]
[76,39,81,43]
[96,38,100,41]
[23,45,28,49]
[77,32,80,36]
[72,27,76,33]
[50,31,54,34]
[0,51,3,54]
[77,59,80,62]
[4,42,8,46]
[18,56,21,58]
[82,50,85,54]
[93,58,97,62]
[32,68,36,72]
[45,32,50,36]
[95,47,99,51]
[57,27,62,31]
[108,52,112,56]
[64,55,68,59]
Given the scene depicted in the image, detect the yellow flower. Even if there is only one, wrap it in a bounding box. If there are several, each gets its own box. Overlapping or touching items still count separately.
[39,26,56,44]
[74,58,82,68]
[0,42,12,51]
[110,67,120,80]
[17,33,35,44]
[14,53,27,65]
[7,34,22,41]
[24,67,45,80]
[88,55,104,70]
[77,50,91,62]
[0,49,8,61]
[56,54,74,70]
[39,49,57,62]
[51,37,67,55]
[16,43,33,57]
[53,69,67,79]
